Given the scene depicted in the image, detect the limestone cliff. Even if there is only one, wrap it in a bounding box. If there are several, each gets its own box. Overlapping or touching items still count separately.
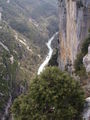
[58,0,90,70]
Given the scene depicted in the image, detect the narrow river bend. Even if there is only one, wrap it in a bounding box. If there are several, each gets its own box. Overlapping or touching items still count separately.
[38,32,58,75]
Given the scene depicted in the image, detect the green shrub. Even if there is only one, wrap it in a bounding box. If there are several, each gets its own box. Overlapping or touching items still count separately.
[12,67,85,120]
[74,35,90,76]
[48,49,58,66]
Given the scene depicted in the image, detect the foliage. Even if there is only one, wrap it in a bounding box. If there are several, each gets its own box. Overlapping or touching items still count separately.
[0,0,58,47]
[74,35,90,76]
[12,67,85,120]
[77,1,84,8]
[10,19,47,49]
[47,17,59,36]
[0,24,27,114]
[48,49,58,66]
[0,50,18,114]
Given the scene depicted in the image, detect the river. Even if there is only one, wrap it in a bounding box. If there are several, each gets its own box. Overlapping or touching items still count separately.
[38,32,58,75]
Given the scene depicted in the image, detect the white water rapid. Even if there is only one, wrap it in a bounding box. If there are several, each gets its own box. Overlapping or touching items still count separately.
[38,32,58,75]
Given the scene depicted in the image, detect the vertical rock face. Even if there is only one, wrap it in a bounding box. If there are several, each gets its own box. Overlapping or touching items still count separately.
[0,7,2,21]
[58,0,90,70]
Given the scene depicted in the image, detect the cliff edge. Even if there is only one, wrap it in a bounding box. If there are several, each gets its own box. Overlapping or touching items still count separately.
[58,0,90,70]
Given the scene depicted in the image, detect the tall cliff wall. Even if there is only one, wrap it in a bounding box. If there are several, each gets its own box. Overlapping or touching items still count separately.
[58,0,90,70]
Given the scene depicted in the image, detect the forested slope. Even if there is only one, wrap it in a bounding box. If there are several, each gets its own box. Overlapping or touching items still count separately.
[0,0,58,118]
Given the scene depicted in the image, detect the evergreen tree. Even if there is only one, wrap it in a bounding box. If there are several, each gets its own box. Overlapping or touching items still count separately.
[12,67,85,120]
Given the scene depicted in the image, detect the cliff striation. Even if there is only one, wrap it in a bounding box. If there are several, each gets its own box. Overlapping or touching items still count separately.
[58,0,90,70]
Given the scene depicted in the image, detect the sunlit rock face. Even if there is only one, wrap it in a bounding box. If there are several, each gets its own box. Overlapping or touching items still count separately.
[58,0,90,70]
[83,45,90,73]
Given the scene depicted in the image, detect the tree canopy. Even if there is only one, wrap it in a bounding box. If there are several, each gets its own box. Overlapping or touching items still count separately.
[12,67,85,120]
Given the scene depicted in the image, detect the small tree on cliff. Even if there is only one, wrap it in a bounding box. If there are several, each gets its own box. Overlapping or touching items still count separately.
[12,67,85,120]
[74,35,90,76]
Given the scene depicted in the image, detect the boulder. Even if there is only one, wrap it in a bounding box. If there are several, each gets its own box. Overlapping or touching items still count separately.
[83,45,90,73]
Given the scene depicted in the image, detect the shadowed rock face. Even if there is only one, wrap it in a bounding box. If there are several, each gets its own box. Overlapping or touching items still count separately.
[83,45,90,73]
[83,97,90,120]
[58,0,90,70]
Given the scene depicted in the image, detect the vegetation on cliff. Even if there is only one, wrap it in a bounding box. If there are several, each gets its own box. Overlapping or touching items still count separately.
[48,49,58,66]
[74,35,90,76]
[0,22,41,116]
[0,0,59,117]
[0,51,18,115]
[12,67,85,120]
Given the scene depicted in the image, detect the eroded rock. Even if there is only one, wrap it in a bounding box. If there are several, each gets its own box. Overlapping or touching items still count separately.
[83,97,90,120]
[83,45,90,73]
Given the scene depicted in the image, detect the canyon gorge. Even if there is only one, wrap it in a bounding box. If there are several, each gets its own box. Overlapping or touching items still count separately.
[0,0,90,119]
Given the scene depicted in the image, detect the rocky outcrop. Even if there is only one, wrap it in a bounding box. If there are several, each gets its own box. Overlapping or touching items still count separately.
[58,0,90,70]
[83,97,90,120]
[83,45,90,73]
[0,7,2,21]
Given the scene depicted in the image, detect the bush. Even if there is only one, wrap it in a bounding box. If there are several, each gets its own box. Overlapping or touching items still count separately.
[74,35,90,76]
[12,67,85,120]
[48,49,58,66]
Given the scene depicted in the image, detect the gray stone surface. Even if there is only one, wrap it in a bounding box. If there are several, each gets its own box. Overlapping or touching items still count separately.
[83,45,90,73]
[83,97,90,120]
